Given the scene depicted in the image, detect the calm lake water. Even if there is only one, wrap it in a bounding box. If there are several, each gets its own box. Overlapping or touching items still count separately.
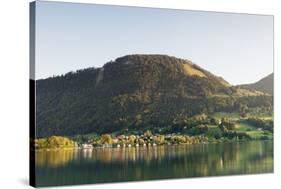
[35,141,273,187]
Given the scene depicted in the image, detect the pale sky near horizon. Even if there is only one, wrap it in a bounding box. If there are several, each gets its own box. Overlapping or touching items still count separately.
[35,1,273,85]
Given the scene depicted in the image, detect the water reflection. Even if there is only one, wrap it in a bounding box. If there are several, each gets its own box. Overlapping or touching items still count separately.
[36,149,79,167]
[35,141,273,187]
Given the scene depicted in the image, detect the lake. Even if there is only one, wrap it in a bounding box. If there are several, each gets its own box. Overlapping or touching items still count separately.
[35,141,273,187]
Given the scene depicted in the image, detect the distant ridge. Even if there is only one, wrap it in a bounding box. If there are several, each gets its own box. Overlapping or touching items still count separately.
[238,73,273,95]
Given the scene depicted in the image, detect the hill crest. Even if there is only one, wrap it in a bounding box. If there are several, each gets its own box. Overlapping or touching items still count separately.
[238,73,273,95]
[36,54,272,137]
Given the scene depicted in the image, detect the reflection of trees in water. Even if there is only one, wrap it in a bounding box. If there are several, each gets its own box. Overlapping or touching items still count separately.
[36,149,79,167]
[35,142,273,177]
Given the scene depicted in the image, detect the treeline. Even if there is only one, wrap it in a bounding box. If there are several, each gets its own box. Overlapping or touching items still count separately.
[34,136,78,150]
[246,117,273,132]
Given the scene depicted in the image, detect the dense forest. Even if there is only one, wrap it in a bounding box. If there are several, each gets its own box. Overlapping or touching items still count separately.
[36,54,273,137]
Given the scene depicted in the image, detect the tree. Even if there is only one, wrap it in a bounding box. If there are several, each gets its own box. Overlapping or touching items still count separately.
[221,118,236,130]
[144,130,152,137]
[35,136,76,149]
[128,135,136,144]
[138,138,145,145]
[100,134,113,144]
[153,135,165,144]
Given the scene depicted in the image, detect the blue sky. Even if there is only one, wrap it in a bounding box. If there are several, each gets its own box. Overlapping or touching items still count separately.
[35,1,273,85]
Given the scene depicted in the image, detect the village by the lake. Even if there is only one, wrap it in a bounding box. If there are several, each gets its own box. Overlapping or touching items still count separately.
[34,113,273,151]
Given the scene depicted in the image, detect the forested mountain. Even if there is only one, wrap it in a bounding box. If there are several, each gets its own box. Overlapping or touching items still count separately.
[36,55,273,137]
[238,73,274,95]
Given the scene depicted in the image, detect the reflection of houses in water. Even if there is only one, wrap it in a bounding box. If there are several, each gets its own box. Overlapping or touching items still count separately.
[82,148,93,159]
[102,144,113,148]
[89,145,194,164]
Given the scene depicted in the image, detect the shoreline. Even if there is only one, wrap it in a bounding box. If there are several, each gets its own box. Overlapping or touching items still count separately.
[33,139,273,151]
